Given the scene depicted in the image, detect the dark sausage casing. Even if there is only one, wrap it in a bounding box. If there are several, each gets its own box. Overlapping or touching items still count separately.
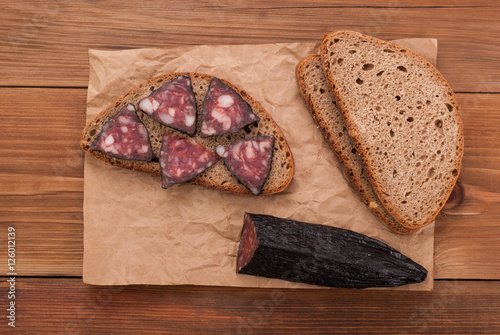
[237,213,427,289]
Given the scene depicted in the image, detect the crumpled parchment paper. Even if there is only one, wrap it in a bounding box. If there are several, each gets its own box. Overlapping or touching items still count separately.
[83,38,437,291]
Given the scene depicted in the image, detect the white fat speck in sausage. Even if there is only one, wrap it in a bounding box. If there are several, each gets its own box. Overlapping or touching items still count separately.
[215,145,227,158]
[245,144,256,159]
[211,108,233,131]
[159,114,174,125]
[202,124,217,136]
[138,98,154,115]
[105,134,115,146]
[259,141,271,152]
[185,115,195,128]
[217,94,234,108]
[252,141,259,150]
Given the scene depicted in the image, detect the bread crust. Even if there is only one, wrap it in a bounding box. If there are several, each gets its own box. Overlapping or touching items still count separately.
[321,30,464,229]
[81,72,294,195]
[296,54,417,235]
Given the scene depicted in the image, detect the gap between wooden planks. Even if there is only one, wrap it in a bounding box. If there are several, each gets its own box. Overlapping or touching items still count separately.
[0,4,498,91]
[0,87,498,279]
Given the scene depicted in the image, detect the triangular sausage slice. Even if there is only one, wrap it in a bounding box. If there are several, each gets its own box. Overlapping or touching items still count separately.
[200,78,260,137]
[160,134,218,189]
[216,136,274,196]
[90,103,153,161]
[138,74,197,135]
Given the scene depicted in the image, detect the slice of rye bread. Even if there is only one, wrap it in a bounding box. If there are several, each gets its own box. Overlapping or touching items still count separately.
[81,72,294,196]
[321,30,464,229]
[296,54,417,235]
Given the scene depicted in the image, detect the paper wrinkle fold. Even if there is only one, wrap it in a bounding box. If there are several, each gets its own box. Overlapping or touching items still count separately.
[84,39,437,291]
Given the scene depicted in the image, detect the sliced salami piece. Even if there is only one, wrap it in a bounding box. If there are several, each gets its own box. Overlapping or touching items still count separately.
[215,136,274,196]
[90,103,153,161]
[237,213,428,289]
[160,134,218,189]
[138,74,197,135]
[200,78,260,137]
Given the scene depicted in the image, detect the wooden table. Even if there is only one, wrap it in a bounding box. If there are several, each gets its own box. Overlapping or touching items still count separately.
[1,1,499,333]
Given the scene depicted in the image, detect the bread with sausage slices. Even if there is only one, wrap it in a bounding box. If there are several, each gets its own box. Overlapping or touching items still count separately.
[81,73,294,196]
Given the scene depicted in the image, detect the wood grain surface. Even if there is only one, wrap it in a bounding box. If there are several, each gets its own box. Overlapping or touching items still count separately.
[1,3,499,91]
[0,1,499,333]
[0,278,499,334]
[1,88,498,278]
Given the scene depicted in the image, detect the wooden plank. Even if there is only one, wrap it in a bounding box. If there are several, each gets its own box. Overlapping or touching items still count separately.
[0,88,86,178]
[0,87,85,276]
[0,3,498,91]
[0,88,498,279]
[436,91,500,277]
[0,278,499,334]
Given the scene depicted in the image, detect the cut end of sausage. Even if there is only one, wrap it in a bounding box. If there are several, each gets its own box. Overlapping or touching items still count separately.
[236,213,428,288]
[200,78,260,137]
[137,74,197,136]
[217,136,275,196]
[236,213,259,272]
[160,134,218,189]
[90,103,153,161]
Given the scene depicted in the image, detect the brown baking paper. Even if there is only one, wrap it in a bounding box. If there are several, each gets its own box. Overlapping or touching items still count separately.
[84,38,438,291]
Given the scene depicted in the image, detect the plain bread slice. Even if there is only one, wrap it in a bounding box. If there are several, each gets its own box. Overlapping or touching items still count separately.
[296,54,417,235]
[321,30,464,229]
